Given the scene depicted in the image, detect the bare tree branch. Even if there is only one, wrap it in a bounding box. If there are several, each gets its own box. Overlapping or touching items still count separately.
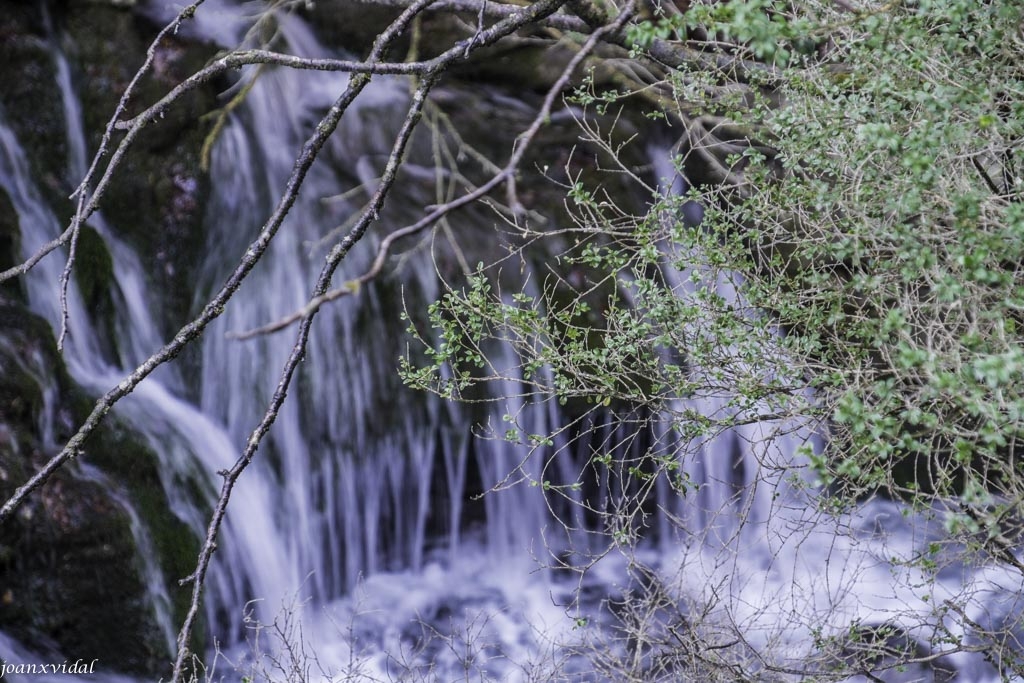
[230,4,636,341]
[168,0,443,671]
[358,0,593,31]
[2,1,210,355]
[170,0,578,677]
[0,5,394,526]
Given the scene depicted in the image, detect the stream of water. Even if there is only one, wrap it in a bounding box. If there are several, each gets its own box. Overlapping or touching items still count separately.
[1,1,1022,681]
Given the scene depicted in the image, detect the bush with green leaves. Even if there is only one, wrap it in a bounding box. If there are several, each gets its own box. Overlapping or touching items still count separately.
[404,0,1024,677]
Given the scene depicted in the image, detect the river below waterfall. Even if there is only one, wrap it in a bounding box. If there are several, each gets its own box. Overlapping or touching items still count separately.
[1,1,1022,681]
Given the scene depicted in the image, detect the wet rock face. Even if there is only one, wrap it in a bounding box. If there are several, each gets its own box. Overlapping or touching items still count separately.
[0,1,219,330]
[0,292,198,674]
[0,4,69,205]
[0,4,213,674]
[303,0,405,56]
[61,3,219,332]
[0,302,168,674]
[0,472,163,672]
[0,191,25,303]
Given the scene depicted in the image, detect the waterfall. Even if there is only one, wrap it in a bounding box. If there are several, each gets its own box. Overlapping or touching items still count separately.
[4,2,576,676]
[635,152,1024,681]
[0,97,189,674]
[184,5,562,613]
[2,1,1023,681]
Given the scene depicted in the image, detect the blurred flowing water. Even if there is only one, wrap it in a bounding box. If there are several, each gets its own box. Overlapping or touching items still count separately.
[0,1,1022,681]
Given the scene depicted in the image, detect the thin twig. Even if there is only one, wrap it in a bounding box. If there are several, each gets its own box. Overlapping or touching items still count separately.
[231,3,634,341]
[171,0,573,678]
[1,1,209,351]
[168,2,436,674]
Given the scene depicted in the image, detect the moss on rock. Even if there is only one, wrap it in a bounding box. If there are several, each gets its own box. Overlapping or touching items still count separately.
[62,4,219,331]
[71,224,120,359]
[0,300,199,673]
[0,189,26,304]
[0,304,153,671]
[80,415,205,648]
[0,4,70,205]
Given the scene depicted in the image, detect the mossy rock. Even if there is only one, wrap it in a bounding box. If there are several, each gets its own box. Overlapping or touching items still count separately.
[0,302,166,671]
[304,0,576,91]
[0,313,48,433]
[0,301,199,674]
[71,226,113,310]
[302,0,406,57]
[0,471,165,672]
[61,4,219,331]
[0,2,217,332]
[79,415,205,650]
[0,4,71,206]
[0,188,26,304]
[71,224,120,359]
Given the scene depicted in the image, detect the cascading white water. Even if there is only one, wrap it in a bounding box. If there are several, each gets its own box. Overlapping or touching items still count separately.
[638,155,1024,681]
[0,101,191,674]
[3,2,578,677]
[3,1,1024,681]
[184,3,562,611]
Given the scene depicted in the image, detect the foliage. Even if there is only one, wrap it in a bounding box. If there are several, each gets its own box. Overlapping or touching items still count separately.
[404,0,1024,677]
[411,0,1024,530]
[730,0,1024,507]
